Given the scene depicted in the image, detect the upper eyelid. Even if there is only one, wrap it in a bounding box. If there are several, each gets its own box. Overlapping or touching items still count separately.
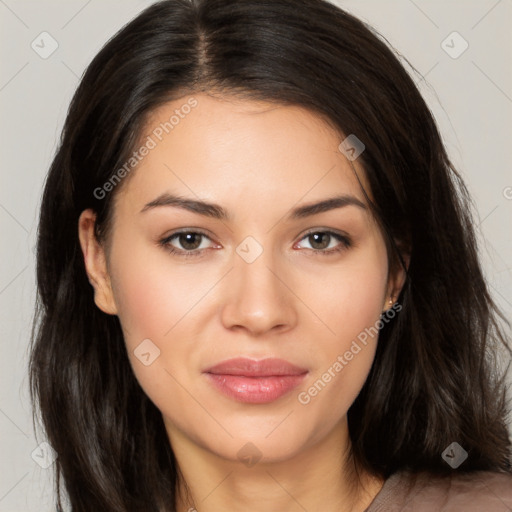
[160,227,215,244]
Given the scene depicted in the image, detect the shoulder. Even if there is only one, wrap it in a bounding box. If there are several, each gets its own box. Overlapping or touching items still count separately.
[366,469,512,511]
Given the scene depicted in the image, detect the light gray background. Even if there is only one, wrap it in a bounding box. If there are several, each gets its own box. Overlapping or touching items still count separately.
[1,0,511,510]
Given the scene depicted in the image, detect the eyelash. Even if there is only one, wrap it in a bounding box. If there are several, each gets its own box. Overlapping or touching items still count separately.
[158,229,352,259]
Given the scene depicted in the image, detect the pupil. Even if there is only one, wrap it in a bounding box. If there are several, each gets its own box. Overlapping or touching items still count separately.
[310,233,329,249]
[181,233,201,250]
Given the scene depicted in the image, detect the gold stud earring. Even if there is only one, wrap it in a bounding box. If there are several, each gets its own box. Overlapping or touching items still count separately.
[382,297,393,314]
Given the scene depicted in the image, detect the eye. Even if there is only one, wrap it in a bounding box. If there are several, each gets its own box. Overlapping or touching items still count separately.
[159,230,216,258]
[159,228,352,259]
[295,230,351,256]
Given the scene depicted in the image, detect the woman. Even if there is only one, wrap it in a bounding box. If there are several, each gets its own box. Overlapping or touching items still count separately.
[29,0,512,510]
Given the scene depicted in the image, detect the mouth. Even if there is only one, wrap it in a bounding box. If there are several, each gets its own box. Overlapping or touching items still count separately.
[203,357,308,404]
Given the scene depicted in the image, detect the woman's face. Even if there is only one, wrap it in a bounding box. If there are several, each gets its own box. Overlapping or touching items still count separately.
[81,93,403,464]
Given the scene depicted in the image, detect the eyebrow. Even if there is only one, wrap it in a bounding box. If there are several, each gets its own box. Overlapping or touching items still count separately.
[140,192,367,220]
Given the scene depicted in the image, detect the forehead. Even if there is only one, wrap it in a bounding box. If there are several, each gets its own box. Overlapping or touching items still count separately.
[114,93,371,219]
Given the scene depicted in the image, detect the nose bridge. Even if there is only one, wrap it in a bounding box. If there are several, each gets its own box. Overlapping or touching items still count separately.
[220,234,297,334]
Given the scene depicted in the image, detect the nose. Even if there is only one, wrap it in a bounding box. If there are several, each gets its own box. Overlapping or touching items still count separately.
[220,242,298,336]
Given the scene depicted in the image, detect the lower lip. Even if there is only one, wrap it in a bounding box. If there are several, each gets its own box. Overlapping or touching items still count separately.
[205,373,307,404]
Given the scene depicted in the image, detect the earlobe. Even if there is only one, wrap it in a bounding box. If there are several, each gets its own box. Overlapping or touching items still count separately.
[383,248,410,312]
[77,209,118,315]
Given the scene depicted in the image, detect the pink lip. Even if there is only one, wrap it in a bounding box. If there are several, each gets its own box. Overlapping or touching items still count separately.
[204,358,308,404]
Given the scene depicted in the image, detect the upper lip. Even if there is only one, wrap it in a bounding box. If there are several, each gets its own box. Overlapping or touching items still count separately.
[204,357,308,377]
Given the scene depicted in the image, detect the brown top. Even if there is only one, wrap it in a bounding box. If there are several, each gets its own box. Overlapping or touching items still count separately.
[364,470,512,511]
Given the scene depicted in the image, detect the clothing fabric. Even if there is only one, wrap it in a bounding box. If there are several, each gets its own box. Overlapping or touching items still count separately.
[365,469,512,511]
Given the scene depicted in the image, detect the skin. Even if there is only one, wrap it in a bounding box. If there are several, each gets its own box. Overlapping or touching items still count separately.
[79,92,407,512]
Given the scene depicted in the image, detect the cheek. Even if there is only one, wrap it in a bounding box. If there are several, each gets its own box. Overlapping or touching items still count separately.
[107,236,218,399]
[109,237,208,344]
[305,246,388,349]
[295,246,388,418]
[108,246,198,414]
[112,265,172,345]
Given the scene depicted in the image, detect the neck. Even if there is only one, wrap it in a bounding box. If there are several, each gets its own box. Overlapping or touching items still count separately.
[168,418,384,512]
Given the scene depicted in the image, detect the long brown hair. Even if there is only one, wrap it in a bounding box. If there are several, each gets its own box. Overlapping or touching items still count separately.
[30,0,512,510]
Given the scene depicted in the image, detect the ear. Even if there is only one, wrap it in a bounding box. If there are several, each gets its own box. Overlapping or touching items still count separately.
[383,242,410,312]
[78,209,118,315]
